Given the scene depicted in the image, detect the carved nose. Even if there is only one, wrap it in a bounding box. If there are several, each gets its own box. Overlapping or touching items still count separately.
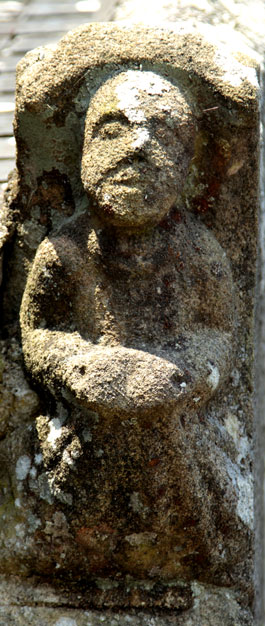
[132,127,151,151]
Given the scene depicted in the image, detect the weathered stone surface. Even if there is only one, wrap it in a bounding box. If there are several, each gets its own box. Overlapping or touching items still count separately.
[0,22,260,624]
[113,0,265,56]
[0,580,254,625]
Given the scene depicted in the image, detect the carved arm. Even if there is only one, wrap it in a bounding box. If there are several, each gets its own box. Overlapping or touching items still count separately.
[20,236,233,414]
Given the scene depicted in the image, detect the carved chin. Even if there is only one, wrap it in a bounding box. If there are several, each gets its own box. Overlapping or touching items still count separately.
[92,185,174,229]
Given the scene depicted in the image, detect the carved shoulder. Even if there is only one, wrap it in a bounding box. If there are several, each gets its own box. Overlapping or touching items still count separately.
[20,235,84,333]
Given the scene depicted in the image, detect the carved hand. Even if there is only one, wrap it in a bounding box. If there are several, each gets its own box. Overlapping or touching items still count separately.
[62,345,186,412]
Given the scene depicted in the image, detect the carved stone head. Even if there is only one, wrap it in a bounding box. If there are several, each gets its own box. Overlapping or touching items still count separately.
[81,70,194,229]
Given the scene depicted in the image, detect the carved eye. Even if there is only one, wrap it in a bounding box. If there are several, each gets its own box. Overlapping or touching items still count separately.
[95,121,126,140]
[154,122,174,147]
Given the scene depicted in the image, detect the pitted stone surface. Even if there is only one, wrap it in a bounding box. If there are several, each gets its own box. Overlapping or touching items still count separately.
[0,577,254,625]
[0,22,259,624]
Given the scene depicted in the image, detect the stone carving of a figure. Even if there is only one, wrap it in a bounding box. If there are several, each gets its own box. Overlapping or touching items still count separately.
[20,70,234,418]
[17,68,237,582]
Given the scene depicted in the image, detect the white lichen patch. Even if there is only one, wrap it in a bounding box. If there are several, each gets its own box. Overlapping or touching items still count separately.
[132,127,150,149]
[15,455,31,481]
[125,532,157,546]
[48,475,73,506]
[38,472,54,504]
[15,523,25,539]
[55,618,77,626]
[0,223,8,244]
[82,428,92,442]
[207,362,220,390]
[62,449,75,466]
[129,491,150,518]
[236,473,253,528]
[226,458,253,529]
[214,46,259,89]
[225,412,250,465]
[225,412,240,443]
[116,81,146,123]
[184,21,260,90]
[2,351,40,421]
[34,452,43,465]
[116,70,171,123]
[29,466,37,479]
[47,416,65,448]
[27,513,41,532]
[236,435,249,466]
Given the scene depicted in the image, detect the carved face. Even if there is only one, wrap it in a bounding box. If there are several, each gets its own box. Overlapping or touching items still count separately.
[81,70,194,230]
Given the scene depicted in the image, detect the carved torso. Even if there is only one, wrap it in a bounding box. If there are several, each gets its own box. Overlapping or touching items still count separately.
[29,208,233,355]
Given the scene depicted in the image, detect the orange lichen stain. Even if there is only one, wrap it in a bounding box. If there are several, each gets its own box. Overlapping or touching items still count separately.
[76,523,116,549]
[195,196,209,214]
[76,527,94,549]
[172,210,182,223]
[148,458,160,467]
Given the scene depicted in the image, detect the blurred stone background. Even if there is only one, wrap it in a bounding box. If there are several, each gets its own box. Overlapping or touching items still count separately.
[0,0,117,191]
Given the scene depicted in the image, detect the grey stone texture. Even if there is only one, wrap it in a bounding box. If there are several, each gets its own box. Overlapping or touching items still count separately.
[0,0,117,188]
[0,21,260,626]
[0,582,255,625]
[112,2,265,624]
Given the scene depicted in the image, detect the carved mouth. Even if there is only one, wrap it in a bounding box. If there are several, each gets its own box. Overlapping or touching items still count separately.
[111,166,142,185]
[113,178,140,186]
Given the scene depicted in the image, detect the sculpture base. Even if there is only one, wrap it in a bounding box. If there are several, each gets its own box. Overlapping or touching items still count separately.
[0,577,253,625]
[0,575,192,610]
